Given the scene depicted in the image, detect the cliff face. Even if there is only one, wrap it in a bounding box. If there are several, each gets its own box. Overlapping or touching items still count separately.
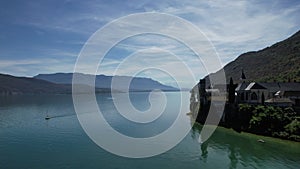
[207,30,300,83]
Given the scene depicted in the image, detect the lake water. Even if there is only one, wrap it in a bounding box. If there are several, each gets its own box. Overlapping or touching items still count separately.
[0,92,299,169]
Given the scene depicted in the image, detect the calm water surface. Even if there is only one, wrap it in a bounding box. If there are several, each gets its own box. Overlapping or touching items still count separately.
[0,92,299,169]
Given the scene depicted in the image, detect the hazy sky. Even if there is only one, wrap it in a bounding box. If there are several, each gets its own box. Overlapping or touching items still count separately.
[0,0,299,87]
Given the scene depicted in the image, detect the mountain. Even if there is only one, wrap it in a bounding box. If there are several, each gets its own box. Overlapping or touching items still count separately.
[207,30,300,84]
[0,73,71,95]
[0,73,117,95]
[0,72,178,95]
[34,73,178,91]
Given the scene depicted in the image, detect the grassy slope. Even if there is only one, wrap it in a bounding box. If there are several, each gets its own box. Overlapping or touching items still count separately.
[208,30,300,83]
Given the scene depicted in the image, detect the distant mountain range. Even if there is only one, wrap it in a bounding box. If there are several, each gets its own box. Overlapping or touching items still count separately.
[207,30,300,84]
[0,73,71,95]
[34,73,178,91]
[0,73,178,95]
[2,30,299,95]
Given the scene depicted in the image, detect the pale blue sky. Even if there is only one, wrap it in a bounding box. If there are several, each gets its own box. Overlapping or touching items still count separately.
[0,0,299,87]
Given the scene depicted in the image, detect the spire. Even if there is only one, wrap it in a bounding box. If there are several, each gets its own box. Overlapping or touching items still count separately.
[240,69,246,80]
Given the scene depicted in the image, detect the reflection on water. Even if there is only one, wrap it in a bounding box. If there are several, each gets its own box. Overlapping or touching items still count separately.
[201,141,209,161]
[0,92,299,169]
[190,122,300,169]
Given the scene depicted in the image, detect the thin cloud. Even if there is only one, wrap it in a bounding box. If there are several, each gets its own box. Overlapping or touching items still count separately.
[0,0,299,87]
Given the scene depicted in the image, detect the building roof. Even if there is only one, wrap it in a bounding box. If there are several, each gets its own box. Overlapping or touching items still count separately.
[260,82,300,92]
[265,98,294,104]
[278,82,300,91]
[211,84,227,91]
[284,91,300,97]
[235,82,300,93]
[235,82,250,91]
[245,82,267,90]
[206,89,220,93]
[259,83,281,92]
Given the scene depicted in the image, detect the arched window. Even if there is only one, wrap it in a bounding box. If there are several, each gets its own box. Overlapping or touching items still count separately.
[251,92,258,100]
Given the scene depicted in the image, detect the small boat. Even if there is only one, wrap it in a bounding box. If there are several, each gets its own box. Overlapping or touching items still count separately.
[45,110,51,120]
[45,115,51,120]
[257,139,265,143]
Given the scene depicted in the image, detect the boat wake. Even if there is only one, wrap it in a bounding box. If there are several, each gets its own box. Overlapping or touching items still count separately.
[45,113,76,120]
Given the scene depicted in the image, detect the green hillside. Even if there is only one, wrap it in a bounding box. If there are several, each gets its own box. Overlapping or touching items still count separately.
[208,30,300,83]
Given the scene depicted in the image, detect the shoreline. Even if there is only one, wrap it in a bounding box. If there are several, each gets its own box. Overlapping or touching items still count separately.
[192,122,300,144]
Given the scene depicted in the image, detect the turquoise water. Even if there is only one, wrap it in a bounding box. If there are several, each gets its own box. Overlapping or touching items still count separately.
[0,92,299,169]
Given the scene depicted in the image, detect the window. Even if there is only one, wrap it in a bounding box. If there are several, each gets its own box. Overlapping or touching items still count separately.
[240,93,244,101]
[251,92,258,100]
